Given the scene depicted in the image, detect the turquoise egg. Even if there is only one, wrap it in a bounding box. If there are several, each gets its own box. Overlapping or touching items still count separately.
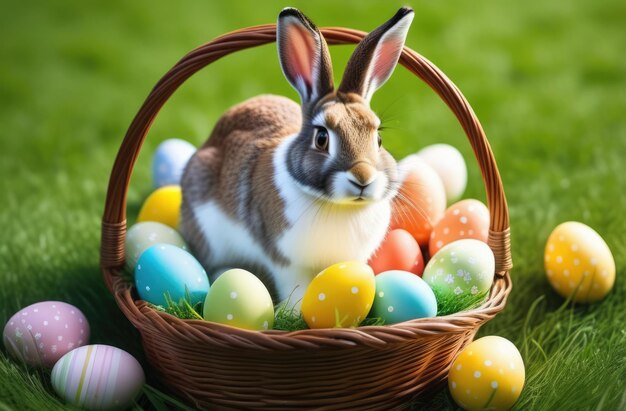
[152,138,196,188]
[125,221,187,270]
[371,270,437,323]
[135,244,209,306]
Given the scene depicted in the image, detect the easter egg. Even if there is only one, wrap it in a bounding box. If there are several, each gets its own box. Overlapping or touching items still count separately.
[390,156,446,246]
[429,199,490,256]
[368,229,425,276]
[423,239,495,308]
[137,185,182,229]
[51,344,144,411]
[371,270,437,323]
[448,336,525,411]
[3,301,89,368]
[125,221,187,270]
[544,222,615,303]
[203,269,274,331]
[152,138,196,188]
[301,262,376,329]
[417,144,467,203]
[135,244,209,307]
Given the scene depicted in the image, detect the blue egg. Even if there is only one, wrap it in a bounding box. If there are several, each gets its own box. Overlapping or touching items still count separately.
[152,138,196,188]
[371,270,437,324]
[135,243,209,306]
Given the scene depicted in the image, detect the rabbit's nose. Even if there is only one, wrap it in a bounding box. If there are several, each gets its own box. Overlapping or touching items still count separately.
[348,162,377,187]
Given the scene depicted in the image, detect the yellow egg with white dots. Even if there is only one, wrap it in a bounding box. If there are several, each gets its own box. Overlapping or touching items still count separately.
[448,336,525,411]
[301,261,375,329]
[545,221,615,303]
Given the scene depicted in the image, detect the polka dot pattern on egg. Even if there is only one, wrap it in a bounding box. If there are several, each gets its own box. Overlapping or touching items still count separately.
[3,301,90,368]
[429,199,490,257]
[449,336,525,411]
[301,262,376,329]
[203,269,274,331]
[544,222,615,303]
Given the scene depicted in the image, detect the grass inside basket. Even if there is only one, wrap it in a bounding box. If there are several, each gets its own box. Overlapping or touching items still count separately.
[150,285,489,331]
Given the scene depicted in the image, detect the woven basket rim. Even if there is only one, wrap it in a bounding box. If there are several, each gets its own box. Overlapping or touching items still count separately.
[104,267,511,348]
[100,24,513,349]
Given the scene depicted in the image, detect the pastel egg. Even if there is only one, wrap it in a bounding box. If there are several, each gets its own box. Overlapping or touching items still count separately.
[368,229,425,276]
[448,336,525,411]
[390,156,447,246]
[203,269,274,331]
[3,301,89,368]
[371,270,437,324]
[152,138,196,188]
[544,221,615,303]
[417,143,467,203]
[125,221,187,270]
[135,244,209,307]
[422,239,495,310]
[429,199,490,256]
[302,261,376,329]
[52,344,145,411]
[137,185,182,229]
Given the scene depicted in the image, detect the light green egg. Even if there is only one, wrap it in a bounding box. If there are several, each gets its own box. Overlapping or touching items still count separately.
[203,269,274,331]
[125,221,187,270]
[423,239,495,306]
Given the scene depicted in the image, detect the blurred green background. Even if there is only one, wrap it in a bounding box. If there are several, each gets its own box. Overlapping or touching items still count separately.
[1,0,624,409]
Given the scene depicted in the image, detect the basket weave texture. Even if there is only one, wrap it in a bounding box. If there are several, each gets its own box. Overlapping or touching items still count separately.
[100,25,513,410]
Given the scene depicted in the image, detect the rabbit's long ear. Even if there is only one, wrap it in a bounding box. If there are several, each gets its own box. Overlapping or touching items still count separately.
[277,8,334,105]
[338,7,414,103]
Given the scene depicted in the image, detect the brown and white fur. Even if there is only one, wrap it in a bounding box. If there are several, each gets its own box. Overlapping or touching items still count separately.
[180,7,415,303]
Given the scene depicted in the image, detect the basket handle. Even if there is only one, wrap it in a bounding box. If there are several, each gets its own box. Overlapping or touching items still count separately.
[101,24,512,281]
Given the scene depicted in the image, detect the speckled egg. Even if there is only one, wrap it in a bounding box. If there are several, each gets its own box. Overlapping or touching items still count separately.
[203,269,274,331]
[368,229,425,276]
[3,301,89,368]
[135,244,209,307]
[52,344,145,411]
[152,138,196,188]
[417,144,467,203]
[448,336,525,411]
[430,199,490,256]
[125,221,187,270]
[390,156,446,246]
[301,262,376,329]
[545,221,615,303]
[137,185,182,229]
[423,239,495,304]
[371,270,437,324]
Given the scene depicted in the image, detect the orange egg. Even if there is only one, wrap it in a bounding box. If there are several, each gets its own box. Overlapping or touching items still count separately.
[429,199,490,256]
[390,156,446,246]
[368,229,425,276]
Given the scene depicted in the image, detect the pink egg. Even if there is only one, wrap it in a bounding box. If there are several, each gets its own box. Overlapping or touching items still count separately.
[429,199,490,256]
[2,301,90,368]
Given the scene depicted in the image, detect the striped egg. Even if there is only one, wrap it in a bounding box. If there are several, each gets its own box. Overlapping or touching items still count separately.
[51,344,144,411]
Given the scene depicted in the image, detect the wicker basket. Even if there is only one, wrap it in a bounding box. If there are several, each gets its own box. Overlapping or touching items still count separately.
[100,24,513,410]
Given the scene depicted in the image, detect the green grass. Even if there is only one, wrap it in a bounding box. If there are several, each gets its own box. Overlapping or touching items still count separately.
[1,0,625,409]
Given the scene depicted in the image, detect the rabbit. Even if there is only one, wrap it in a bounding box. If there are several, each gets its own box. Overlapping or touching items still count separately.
[180,7,415,304]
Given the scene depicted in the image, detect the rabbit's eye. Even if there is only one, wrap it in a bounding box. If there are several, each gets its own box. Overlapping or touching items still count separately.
[314,127,329,152]
[377,133,383,148]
